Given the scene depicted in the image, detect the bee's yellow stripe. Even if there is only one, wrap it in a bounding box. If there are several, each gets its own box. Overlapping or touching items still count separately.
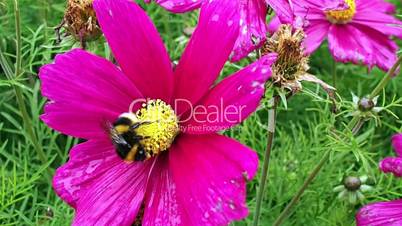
[114,125,129,134]
[124,144,138,162]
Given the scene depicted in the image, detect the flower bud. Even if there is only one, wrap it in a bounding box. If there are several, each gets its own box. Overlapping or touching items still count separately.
[343,176,361,191]
[358,97,375,112]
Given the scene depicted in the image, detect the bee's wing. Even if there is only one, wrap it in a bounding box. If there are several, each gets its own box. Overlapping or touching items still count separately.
[101,121,127,144]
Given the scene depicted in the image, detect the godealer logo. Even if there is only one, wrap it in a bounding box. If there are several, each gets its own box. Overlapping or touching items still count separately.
[128,98,248,132]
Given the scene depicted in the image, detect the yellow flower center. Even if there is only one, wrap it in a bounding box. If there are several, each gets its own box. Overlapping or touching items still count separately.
[325,0,356,24]
[135,99,179,156]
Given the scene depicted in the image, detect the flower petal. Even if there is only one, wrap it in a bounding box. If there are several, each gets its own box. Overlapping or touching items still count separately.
[352,24,398,71]
[144,0,202,13]
[327,24,376,68]
[142,154,191,226]
[303,19,330,54]
[356,0,396,14]
[39,49,141,139]
[392,133,402,156]
[231,0,268,62]
[173,0,240,115]
[267,15,281,34]
[181,54,277,134]
[94,0,174,101]
[357,199,402,226]
[265,0,294,23]
[380,156,402,177]
[352,10,402,39]
[169,133,258,225]
[53,140,118,208]
[72,155,155,225]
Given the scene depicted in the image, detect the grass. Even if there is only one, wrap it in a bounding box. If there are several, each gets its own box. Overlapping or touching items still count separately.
[0,0,401,225]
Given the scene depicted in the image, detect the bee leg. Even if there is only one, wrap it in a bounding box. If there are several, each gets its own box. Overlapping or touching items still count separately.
[145,152,152,160]
[131,121,153,130]
[55,18,65,44]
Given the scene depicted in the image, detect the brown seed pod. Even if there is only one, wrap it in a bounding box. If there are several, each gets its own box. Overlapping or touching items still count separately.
[56,0,101,48]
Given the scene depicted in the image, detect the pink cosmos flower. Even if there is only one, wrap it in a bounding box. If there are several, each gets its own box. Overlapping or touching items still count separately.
[356,134,402,225]
[40,0,277,225]
[144,0,294,61]
[269,0,402,71]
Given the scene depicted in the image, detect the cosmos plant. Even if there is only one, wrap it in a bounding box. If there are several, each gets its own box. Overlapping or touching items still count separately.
[34,0,402,225]
[356,134,402,225]
[40,0,277,224]
[269,0,402,71]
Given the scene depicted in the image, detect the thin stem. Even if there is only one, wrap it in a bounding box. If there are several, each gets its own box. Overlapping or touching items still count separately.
[332,59,337,89]
[14,0,21,77]
[12,0,51,179]
[273,148,330,226]
[252,96,279,226]
[369,55,402,99]
[271,55,402,225]
[272,118,362,226]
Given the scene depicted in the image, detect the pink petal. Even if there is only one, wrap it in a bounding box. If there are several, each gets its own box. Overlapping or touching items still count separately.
[303,19,330,54]
[267,15,281,34]
[327,24,376,68]
[94,0,174,102]
[39,49,142,139]
[392,133,402,156]
[173,0,240,115]
[380,156,402,177]
[356,0,396,14]
[231,0,268,62]
[181,54,277,134]
[53,140,118,208]
[357,199,402,226]
[352,24,398,71]
[142,154,191,226]
[144,0,202,13]
[292,0,327,21]
[265,0,294,23]
[169,134,258,225]
[72,154,155,225]
[352,11,402,39]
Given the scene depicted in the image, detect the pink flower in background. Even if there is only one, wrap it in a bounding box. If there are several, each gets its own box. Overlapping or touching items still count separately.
[269,0,402,71]
[40,0,277,225]
[145,0,294,61]
[380,134,402,177]
[356,134,402,226]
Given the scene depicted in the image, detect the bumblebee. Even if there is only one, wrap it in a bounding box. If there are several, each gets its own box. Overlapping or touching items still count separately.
[109,99,180,163]
[109,113,151,162]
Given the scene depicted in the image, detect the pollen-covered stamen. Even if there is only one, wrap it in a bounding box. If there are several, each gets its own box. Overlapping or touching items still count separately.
[135,99,179,156]
[325,0,356,24]
[262,24,308,83]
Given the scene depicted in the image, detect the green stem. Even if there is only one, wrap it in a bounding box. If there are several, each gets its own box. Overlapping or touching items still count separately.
[252,97,279,226]
[273,148,330,226]
[332,59,337,89]
[272,117,362,226]
[368,55,402,99]
[12,0,51,179]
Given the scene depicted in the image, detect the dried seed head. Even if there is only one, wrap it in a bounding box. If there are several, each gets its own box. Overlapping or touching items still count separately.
[63,0,101,43]
[262,24,309,86]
